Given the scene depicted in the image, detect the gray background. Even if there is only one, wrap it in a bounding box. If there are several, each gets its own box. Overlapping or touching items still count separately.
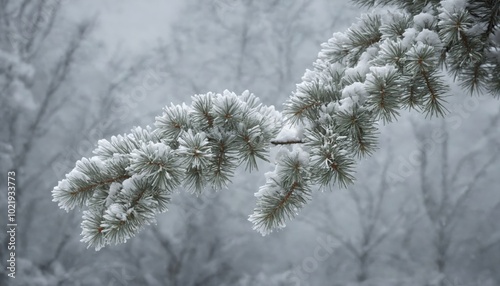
[1,1,499,285]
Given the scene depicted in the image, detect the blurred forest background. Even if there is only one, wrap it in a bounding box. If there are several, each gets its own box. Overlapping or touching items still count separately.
[1,0,499,285]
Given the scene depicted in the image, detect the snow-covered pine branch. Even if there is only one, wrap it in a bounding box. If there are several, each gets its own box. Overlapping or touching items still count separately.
[257,0,499,234]
[53,0,499,249]
[52,91,281,250]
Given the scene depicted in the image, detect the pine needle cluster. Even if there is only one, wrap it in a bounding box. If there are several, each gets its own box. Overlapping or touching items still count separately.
[53,91,281,250]
[251,0,499,235]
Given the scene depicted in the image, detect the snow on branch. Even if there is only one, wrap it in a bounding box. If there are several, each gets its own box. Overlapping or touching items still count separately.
[54,0,500,248]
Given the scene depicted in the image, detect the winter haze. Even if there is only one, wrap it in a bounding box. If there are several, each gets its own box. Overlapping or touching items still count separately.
[1,1,500,286]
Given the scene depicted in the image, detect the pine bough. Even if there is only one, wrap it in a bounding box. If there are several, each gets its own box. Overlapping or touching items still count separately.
[53,0,500,250]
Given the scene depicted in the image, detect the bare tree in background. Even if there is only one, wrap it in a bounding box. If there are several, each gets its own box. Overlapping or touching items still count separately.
[0,1,157,284]
[140,192,244,286]
[303,157,411,283]
[0,1,89,282]
[264,0,315,101]
[0,1,93,176]
[155,0,319,106]
[413,110,500,285]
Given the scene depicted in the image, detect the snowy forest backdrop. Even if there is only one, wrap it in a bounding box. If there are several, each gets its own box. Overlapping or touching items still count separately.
[1,0,500,285]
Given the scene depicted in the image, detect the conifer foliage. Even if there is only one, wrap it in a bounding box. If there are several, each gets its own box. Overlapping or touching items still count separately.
[53,91,281,250]
[53,0,500,249]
